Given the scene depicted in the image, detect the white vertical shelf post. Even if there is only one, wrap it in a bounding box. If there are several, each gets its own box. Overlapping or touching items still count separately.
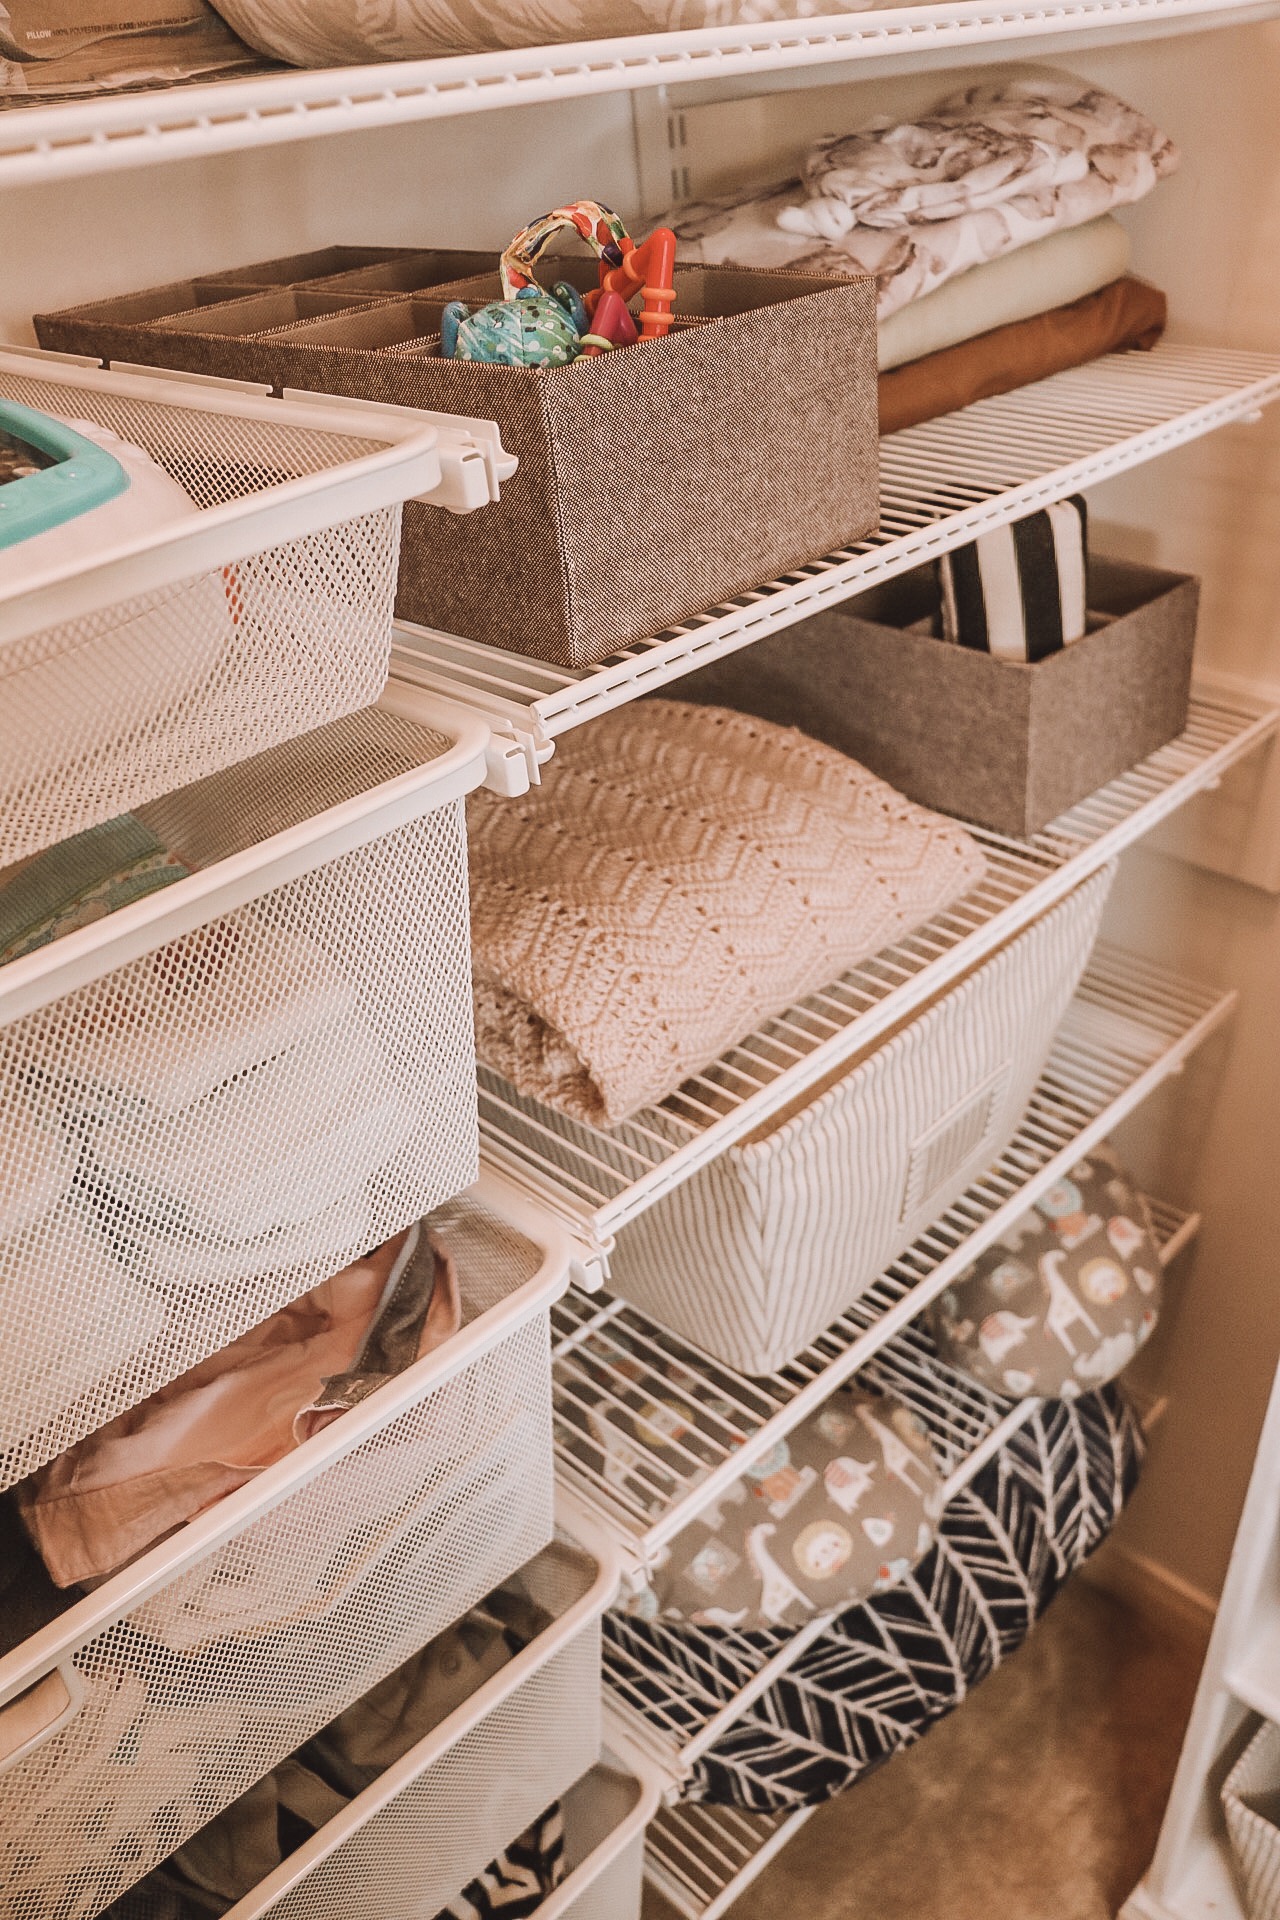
[1125,1360,1280,1920]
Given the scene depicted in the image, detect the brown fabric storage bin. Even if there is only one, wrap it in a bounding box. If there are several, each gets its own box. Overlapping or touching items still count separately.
[265,296,465,351]
[150,289,392,336]
[32,277,268,357]
[673,555,1198,837]
[37,261,878,670]
[218,247,422,285]
[298,250,496,296]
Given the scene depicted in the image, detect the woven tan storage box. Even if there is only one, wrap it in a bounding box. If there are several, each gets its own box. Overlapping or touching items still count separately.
[38,259,879,669]
[1224,1720,1280,1920]
[602,866,1112,1373]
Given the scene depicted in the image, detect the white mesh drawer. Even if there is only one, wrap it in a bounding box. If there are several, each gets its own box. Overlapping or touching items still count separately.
[0,1176,572,1920]
[604,863,1116,1372]
[0,350,509,868]
[217,1536,618,1920]
[0,693,489,1489]
[547,1759,664,1920]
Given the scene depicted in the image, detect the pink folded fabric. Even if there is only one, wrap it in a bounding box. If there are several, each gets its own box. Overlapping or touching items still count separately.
[19,1222,459,1588]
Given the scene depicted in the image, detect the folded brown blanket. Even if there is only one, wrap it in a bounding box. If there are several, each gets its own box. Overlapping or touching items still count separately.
[469,700,986,1129]
[878,275,1168,437]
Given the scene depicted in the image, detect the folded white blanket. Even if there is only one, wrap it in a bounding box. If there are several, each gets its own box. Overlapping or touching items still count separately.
[669,73,1176,321]
[876,214,1131,370]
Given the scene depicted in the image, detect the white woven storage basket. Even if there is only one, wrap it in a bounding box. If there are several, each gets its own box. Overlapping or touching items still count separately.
[0,1173,572,1920]
[0,685,489,1490]
[213,1534,619,1920]
[604,863,1115,1372]
[1224,1720,1280,1919]
[0,348,511,867]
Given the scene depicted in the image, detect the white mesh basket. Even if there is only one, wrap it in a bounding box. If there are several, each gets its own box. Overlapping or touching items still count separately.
[0,348,508,866]
[600,863,1115,1372]
[546,1757,664,1920]
[1224,1720,1280,1920]
[0,686,490,1488]
[213,1534,619,1920]
[0,1173,573,1920]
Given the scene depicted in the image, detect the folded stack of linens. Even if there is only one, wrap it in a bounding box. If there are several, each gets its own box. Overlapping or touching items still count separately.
[0,1074,165,1455]
[69,911,413,1295]
[467,698,985,1129]
[665,71,1178,431]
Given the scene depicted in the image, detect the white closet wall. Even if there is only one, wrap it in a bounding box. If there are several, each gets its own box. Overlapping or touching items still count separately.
[8,15,1280,1624]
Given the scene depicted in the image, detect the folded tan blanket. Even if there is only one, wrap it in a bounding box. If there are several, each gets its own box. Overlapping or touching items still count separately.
[468,701,986,1128]
[878,274,1167,436]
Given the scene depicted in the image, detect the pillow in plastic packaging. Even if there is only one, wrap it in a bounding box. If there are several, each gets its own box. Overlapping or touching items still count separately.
[0,1,262,99]
[206,0,900,65]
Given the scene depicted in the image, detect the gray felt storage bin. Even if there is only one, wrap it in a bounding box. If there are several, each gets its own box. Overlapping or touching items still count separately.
[680,554,1198,837]
[37,256,878,671]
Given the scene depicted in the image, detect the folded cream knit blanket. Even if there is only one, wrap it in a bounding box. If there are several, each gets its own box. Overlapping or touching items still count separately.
[468,701,986,1128]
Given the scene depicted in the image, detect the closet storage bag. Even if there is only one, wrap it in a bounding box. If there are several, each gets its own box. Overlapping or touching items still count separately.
[0,1176,571,1920]
[681,554,1199,837]
[0,348,507,868]
[0,682,487,1492]
[182,1539,616,1920]
[606,1381,1143,1811]
[600,865,1113,1374]
[36,255,879,669]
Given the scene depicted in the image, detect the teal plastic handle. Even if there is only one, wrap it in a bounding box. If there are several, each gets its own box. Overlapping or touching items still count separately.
[0,401,129,553]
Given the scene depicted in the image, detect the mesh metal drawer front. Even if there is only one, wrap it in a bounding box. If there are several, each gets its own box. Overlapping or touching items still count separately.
[559,1835,645,1920]
[0,362,405,869]
[1,790,478,1490]
[0,1314,554,1920]
[242,1627,603,1920]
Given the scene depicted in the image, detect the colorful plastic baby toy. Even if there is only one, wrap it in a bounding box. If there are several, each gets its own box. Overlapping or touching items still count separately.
[440,200,677,366]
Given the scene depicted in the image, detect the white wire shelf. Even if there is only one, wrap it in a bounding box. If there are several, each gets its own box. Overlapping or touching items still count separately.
[644,1802,816,1920]
[594,1192,1195,1782]
[393,346,1280,774]
[479,690,1269,1268]
[5,6,1278,188]
[551,948,1218,1564]
[551,938,1215,1562]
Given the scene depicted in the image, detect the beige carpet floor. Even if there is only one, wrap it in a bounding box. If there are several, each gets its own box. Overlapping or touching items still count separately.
[643,1574,1209,1920]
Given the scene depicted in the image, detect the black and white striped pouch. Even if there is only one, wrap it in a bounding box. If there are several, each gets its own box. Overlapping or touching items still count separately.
[937,497,1088,661]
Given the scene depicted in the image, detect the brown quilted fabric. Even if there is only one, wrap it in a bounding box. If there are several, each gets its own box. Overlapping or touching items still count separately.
[468,701,986,1127]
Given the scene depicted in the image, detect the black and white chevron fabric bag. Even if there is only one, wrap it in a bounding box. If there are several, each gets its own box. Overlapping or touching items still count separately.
[938,497,1089,661]
[606,1382,1142,1813]
[440,1805,567,1918]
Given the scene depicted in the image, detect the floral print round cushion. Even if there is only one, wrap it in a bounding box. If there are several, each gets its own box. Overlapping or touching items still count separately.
[615,1386,943,1632]
[927,1141,1162,1399]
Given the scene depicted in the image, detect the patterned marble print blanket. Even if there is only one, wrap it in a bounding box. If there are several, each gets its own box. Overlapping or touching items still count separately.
[668,74,1178,320]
